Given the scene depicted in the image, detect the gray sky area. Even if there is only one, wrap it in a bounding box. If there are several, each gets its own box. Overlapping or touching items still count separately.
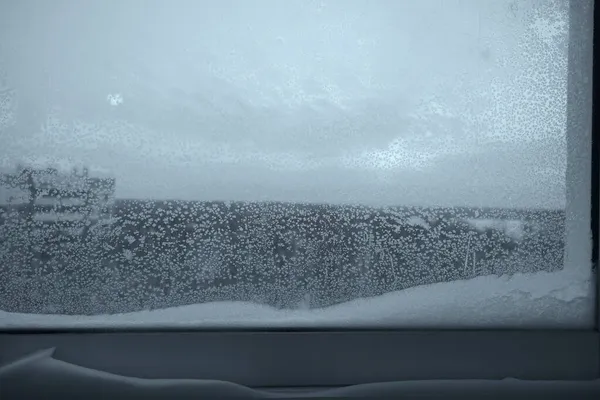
[0,0,570,208]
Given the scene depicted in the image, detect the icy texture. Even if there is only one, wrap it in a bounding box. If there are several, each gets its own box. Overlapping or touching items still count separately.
[0,267,593,329]
[0,202,571,316]
[0,0,572,208]
[0,0,594,327]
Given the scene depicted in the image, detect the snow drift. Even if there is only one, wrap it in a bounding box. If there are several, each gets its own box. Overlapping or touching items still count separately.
[0,266,593,329]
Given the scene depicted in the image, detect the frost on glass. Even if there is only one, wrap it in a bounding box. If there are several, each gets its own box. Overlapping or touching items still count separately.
[0,0,594,328]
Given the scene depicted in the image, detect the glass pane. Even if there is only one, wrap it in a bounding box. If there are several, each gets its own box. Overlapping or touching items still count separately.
[0,0,594,328]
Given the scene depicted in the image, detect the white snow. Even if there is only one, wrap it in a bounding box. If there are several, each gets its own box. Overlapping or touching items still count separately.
[406,216,431,229]
[34,212,87,222]
[32,211,113,222]
[0,267,593,329]
[466,219,526,241]
[55,198,86,206]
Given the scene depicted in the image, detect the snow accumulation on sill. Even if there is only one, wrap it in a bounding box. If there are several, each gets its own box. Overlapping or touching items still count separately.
[0,268,594,329]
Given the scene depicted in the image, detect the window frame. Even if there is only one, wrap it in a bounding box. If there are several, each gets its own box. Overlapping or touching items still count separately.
[0,0,598,389]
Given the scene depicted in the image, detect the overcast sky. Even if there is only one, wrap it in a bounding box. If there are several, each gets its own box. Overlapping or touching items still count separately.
[0,0,571,209]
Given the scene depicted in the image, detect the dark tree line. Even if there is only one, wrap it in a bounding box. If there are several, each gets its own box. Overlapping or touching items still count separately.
[0,195,565,315]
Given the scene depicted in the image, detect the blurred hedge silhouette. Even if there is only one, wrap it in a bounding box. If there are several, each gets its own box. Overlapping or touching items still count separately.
[0,196,564,315]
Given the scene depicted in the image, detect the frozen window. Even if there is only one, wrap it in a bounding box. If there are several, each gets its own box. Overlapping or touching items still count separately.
[0,0,594,328]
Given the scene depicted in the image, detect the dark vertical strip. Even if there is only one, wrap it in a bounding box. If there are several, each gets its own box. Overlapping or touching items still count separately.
[567,0,594,301]
[592,2,599,274]
[567,0,595,326]
[593,0,600,332]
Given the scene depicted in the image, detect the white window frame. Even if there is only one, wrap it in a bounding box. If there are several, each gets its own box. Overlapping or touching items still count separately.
[0,0,597,390]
